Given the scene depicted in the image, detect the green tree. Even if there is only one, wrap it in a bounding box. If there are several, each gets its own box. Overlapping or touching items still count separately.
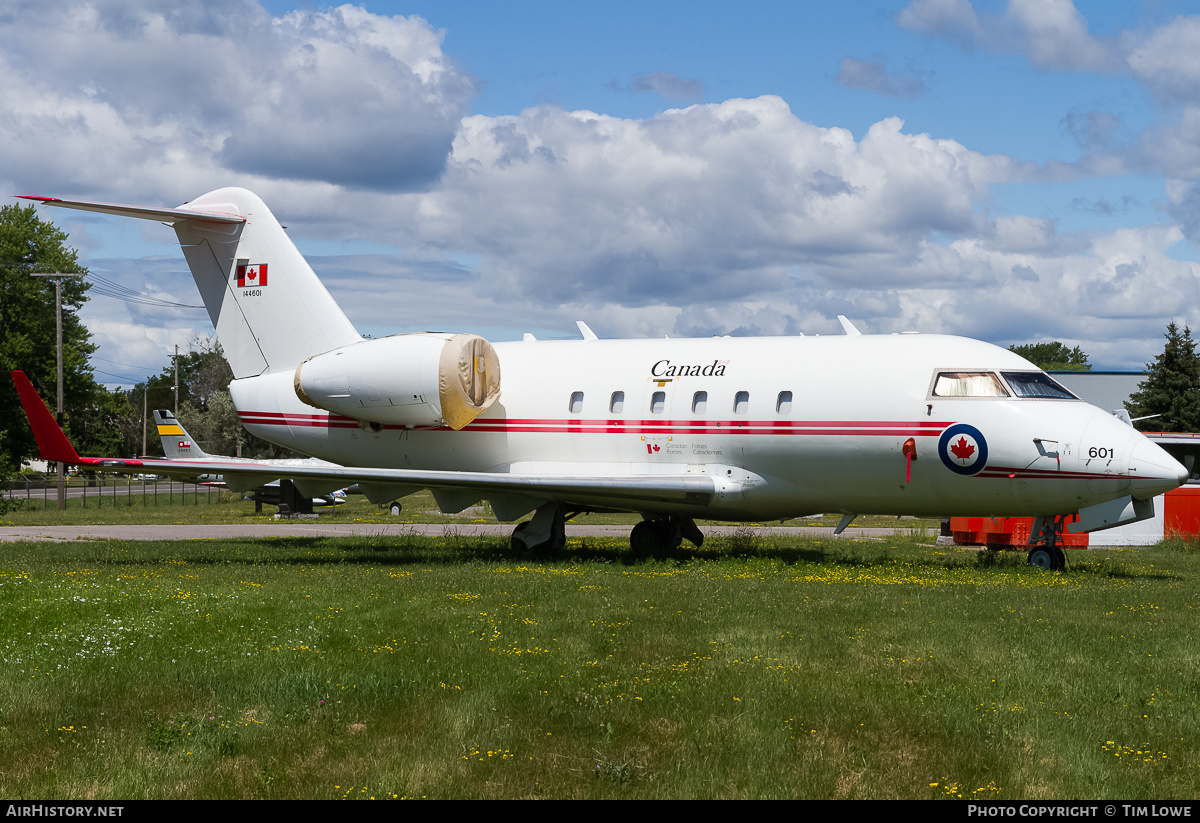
[1008,341,1091,371]
[0,204,97,472]
[1127,322,1200,433]
[142,337,302,460]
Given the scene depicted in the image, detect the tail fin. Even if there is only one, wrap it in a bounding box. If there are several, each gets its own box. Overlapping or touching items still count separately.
[153,409,210,458]
[11,370,83,465]
[20,189,362,378]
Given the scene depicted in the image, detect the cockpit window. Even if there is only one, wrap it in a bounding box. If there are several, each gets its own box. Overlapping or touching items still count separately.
[932,372,1010,398]
[1000,371,1077,400]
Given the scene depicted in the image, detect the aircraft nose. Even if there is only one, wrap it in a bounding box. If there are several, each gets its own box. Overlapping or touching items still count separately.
[1128,435,1190,499]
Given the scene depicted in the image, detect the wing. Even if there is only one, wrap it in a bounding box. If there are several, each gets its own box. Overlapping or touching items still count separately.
[11,371,717,518]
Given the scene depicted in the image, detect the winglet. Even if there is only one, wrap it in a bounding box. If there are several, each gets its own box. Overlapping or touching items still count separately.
[10,371,82,465]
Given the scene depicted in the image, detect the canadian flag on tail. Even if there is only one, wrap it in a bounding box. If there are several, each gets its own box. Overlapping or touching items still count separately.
[236,263,268,288]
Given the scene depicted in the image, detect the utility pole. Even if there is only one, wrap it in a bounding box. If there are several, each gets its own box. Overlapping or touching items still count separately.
[174,344,179,417]
[29,272,85,510]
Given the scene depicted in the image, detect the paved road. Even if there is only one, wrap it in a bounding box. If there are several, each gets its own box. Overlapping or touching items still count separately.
[0,522,934,543]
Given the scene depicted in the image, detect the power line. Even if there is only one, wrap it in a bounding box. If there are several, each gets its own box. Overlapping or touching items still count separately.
[84,272,204,309]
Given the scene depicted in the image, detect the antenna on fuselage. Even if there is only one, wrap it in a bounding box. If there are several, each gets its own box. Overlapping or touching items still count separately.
[837,315,862,335]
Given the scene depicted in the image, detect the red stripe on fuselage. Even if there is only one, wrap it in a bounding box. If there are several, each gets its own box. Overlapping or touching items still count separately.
[236,411,954,437]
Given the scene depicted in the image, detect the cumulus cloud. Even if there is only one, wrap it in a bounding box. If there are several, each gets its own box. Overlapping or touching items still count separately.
[1164,179,1200,248]
[834,56,925,100]
[0,0,477,195]
[1128,16,1200,105]
[6,0,1197,377]
[897,0,1123,73]
[395,97,1049,309]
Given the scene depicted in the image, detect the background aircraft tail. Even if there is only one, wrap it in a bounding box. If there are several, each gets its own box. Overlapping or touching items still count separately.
[153,409,209,459]
[11,370,83,465]
[22,189,363,379]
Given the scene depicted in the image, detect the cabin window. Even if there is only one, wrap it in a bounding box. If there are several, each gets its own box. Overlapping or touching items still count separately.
[776,391,793,414]
[651,391,666,414]
[1001,372,1077,400]
[932,372,1010,398]
[692,391,707,414]
[734,391,749,415]
[610,391,624,413]
[569,391,584,413]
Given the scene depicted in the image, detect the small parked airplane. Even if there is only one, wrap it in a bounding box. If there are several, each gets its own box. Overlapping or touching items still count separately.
[152,408,347,509]
[16,188,1188,566]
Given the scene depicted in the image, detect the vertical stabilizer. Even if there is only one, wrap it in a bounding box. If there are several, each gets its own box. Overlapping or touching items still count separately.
[21,188,363,378]
[153,409,209,459]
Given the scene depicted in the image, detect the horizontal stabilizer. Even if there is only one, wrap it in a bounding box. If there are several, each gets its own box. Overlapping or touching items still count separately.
[17,196,245,226]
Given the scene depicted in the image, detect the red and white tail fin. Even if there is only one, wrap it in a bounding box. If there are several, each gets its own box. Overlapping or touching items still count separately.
[20,189,362,379]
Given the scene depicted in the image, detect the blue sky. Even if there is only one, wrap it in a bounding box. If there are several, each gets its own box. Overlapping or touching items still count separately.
[4,0,1200,383]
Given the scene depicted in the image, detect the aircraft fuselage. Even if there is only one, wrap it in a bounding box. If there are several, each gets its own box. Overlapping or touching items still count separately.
[230,332,1176,521]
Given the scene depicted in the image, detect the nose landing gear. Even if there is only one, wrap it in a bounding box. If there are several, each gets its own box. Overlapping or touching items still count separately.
[1027,514,1067,571]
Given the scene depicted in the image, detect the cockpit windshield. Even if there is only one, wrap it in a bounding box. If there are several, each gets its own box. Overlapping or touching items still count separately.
[1000,371,1077,399]
[931,372,1010,398]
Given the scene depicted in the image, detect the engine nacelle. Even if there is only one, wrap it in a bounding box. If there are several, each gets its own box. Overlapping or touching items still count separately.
[294,332,501,430]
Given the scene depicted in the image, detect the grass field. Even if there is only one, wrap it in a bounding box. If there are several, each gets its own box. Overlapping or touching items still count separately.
[1,529,1198,799]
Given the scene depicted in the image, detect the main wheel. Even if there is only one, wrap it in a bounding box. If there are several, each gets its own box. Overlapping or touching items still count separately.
[389,502,402,516]
[511,521,533,555]
[630,520,672,558]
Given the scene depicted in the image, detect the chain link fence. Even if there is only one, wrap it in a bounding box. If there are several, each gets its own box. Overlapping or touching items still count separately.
[2,471,232,509]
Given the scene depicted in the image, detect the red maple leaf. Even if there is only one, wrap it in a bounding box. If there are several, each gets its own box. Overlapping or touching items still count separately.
[949,436,975,462]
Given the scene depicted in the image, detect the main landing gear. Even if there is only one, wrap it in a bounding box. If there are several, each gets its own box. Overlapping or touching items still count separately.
[511,504,567,556]
[508,507,706,559]
[629,516,704,558]
[1027,514,1068,571]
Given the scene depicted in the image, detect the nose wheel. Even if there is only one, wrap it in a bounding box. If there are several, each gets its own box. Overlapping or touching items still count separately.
[1027,515,1067,571]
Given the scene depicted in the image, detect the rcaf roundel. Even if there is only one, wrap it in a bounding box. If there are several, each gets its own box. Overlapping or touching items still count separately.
[938,424,988,476]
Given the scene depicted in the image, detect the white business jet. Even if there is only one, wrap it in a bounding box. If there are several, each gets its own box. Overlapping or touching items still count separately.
[18,189,1188,565]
